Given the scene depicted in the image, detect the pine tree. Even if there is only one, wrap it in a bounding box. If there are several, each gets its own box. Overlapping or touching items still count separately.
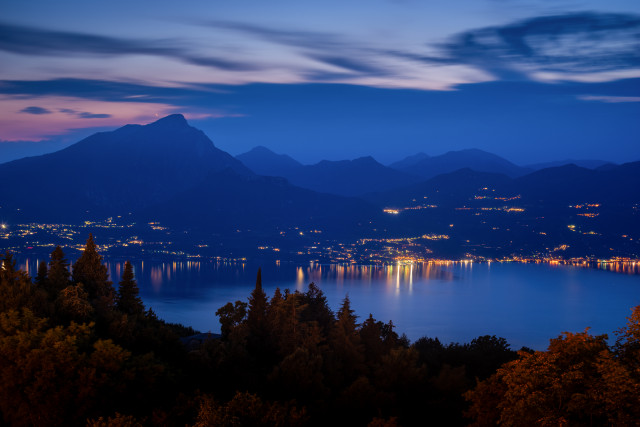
[34,260,48,287]
[246,268,273,371]
[48,246,70,297]
[327,295,364,387]
[72,234,113,304]
[247,268,268,334]
[117,261,144,315]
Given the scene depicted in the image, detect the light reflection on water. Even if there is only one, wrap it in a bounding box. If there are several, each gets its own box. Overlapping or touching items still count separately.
[14,258,640,350]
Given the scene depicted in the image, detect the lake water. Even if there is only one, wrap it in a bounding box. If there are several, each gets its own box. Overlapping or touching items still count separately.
[20,258,640,350]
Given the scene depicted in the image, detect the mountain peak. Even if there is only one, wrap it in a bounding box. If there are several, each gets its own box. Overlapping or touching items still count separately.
[148,114,188,128]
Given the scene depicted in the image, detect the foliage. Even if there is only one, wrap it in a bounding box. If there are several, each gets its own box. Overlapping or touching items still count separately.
[465,326,640,426]
[194,392,307,427]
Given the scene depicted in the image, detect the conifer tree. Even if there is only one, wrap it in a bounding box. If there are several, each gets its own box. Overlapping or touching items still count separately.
[247,268,268,334]
[246,268,273,370]
[48,246,71,297]
[72,234,113,303]
[327,295,364,387]
[117,261,144,315]
[34,260,48,287]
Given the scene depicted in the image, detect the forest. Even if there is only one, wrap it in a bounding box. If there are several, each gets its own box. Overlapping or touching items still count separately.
[1,235,639,426]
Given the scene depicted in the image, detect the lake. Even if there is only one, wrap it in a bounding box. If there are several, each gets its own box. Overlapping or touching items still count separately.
[20,258,640,350]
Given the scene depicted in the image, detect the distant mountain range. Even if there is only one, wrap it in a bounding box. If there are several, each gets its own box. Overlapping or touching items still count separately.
[388,148,532,180]
[236,146,619,197]
[236,145,303,176]
[1,114,638,259]
[525,159,615,170]
[238,146,419,196]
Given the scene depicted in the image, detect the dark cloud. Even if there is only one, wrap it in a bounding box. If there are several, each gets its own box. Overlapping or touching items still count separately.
[77,112,111,119]
[1,79,180,103]
[428,12,640,78]
[20,106,51,115]
[58,107,111,119]
[0,22,255,71]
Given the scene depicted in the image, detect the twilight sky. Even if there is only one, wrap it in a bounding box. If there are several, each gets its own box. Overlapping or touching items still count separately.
[1,0,639,165]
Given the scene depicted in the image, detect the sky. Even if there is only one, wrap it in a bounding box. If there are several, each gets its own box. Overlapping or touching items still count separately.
[1,0,639,165]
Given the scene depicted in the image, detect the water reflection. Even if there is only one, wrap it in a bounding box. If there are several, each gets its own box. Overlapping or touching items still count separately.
[292,262,458,293]
[596,261,640,275]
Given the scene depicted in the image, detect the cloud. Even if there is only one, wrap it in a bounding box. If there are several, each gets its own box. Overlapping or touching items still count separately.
[20,106,51,115]
[77,112,112,119]
[59,108,111,118]
[577,95,640,103]
[427,12,640,80]
[0,78,193,105]
[0,22,255,71]
[204,13,640,87]
[205,21,341,51]
[205,21,389,78]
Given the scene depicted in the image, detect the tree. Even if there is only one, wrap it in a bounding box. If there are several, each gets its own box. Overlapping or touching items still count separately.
[247,268,268,333]
[0,309,133,426]
[614,304,640,367]
[56,284,94,323]
[326,295,364,388]
[301,282,334,335]
[246,269,270,358]
[72,234,113,305]
[48,246,71,297]
[0,252,39,313]
[465,325,640,426]
[216,301,248,340]
[34,260,48,288]
[117,261,144,316]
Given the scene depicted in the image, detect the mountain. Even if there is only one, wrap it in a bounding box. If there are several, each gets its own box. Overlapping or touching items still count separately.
[526,159,615,170]
[142,171,381,241]
[238,152,421,197]
[237,149,420,197]
[0,114,252,221]
[236,146,303,176]
[282,156,421,197]
[388,152,430,170]
[365,162,640,258]
[0,115,383,241]
[391,149,531,180]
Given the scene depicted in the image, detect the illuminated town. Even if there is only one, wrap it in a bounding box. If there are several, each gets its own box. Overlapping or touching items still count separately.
[2,211,638,275]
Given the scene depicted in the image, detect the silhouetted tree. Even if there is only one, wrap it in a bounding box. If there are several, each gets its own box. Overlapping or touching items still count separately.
[34,260,48,288]
[247,268,268,333]
[72,234,113,306]
[246,269,271,366]
[216,301,248,340]
[48,246,71,297]
[300,282,334,335]
[0,252,39,313]
[117,261,144,316]
[326,295,364,388]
